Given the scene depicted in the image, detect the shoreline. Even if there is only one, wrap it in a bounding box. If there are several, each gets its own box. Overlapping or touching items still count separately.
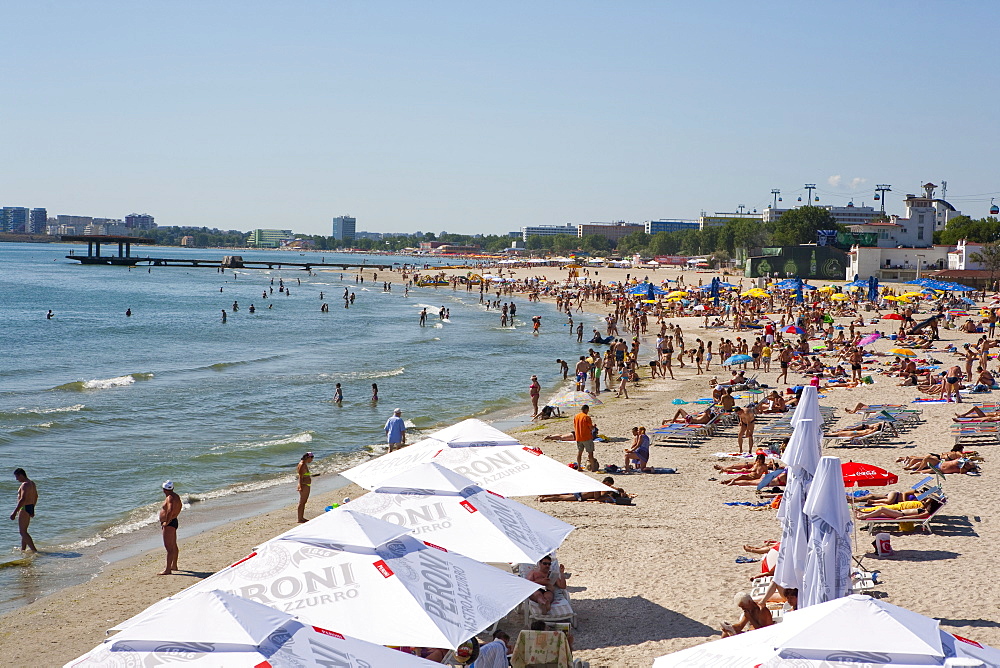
[6,264,1000,667]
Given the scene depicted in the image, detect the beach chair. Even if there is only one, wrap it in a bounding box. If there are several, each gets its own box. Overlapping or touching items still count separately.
[516,561,576,629]
[856,496,948,534]
[823,422,891,448]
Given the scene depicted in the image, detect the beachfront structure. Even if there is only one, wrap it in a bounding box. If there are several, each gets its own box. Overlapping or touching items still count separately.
[698,211,763,230]
[948,239,986,271]
[124,213,156,230]
[331,215,357,242]
[248,229,294,248]
[846,245,950,281]
[576,221,644,241]
[645,219,699,234]
[520,223,578,242]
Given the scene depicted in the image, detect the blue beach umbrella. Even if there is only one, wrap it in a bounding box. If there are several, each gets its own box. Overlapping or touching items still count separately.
[722,354,753,366]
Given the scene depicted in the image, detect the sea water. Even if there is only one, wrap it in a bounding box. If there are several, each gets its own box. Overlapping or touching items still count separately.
[0,242,589,613]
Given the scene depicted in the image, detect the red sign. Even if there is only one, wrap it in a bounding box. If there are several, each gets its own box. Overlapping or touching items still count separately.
[423,541,448,551]
[523,446,542,456]
[312,627,345,639]
[460,500,478,513]
[655,255,688,266]
[373,560,394,578]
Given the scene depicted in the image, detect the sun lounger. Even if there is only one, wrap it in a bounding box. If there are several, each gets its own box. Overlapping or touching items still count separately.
[823,422,892,448]
[856,496,948,534]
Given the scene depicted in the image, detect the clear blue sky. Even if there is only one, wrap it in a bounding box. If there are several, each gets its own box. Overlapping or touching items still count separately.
[3,1,998,235]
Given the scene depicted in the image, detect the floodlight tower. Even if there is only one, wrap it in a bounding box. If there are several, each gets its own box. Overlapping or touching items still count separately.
[874,184,892,214]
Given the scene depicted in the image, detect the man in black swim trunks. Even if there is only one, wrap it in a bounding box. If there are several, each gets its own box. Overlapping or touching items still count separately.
[159,480,182,575]
[10,468,38,552]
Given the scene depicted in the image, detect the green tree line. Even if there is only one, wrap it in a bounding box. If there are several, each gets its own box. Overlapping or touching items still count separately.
[137,226,249,247]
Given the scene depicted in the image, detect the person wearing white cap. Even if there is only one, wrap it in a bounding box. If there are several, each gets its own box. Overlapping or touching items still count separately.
[158,480,181,575]
[384,408,406,452]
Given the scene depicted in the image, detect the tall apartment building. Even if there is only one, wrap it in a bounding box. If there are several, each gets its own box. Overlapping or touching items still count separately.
[576,221,644,242]
[520,223,578,242]
[332,216,357,242]
[125,213,156,230]
[29,208,47,233]
[645,220,699,234]
[1,207,30,233]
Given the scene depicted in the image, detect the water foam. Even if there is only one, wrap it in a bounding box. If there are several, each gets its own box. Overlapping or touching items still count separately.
[53,373,153,391]
[319,367,405,381]
[1,404,85,418]
[209,431,314,453]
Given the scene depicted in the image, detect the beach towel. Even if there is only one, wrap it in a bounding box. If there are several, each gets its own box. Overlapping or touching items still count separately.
[510,630,573,668]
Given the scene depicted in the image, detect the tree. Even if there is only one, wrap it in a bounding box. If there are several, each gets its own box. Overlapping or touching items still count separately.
[938,215,1000,245]
[969,241,1000,290]
[770,206,841,246]
[616,230,650,255]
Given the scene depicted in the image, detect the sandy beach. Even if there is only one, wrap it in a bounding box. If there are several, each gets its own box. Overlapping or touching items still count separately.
[4,264,999,667]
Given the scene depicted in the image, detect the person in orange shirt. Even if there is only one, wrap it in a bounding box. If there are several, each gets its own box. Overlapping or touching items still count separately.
[574,405,597,471]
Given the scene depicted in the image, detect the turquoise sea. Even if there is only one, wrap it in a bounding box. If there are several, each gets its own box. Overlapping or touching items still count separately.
[0,242,588,613]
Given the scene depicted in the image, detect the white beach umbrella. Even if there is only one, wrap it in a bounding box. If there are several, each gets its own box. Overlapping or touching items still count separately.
[789,385,823,437]
[422,418,522,447]
[117,510,540,650]
[345,463,575,564]
[772,418,821,591]
[341,440,612,496]
[800,456,854,608]
[653,594,1000,667]
[70,590,441,667]
[548,390,603,408]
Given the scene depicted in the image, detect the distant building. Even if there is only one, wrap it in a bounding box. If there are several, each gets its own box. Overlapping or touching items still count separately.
[577,221,644,242]
[56,215,94,236]
[29,208,47,233]
[698,212,763,230]
[248,229,293,248]
[521,223,578,242]
[645,220,699,235]
[180,236,196,247]
[332,215,357,242]
[353,231,384,241]
[897,183,960,233]
[1,207,30,233]
[761,202,882,227]
[125,213,156,230]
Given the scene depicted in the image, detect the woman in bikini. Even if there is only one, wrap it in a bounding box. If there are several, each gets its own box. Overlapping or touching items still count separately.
[296,451,315,523]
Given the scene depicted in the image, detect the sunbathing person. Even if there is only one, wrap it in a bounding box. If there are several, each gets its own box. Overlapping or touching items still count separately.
[716,453,768,474]
[526,555,567,614]
[856,497,941,520]
[827,424,882,438]
[742,539,778,554]
[721,592,773,637]
[898,446,967,471]
[851,489,917,506]
[538,477,630,502]
[953,406,1000,422]
[909,458,980,475]
[721,461,780,486]
[544,431,577,441]
[668,407,716,424]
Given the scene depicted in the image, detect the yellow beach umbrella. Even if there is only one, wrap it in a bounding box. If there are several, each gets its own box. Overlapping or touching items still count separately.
[667,290,689,298]
[741,289,770,298]
[830,293,849,301]
[888,347,917,358]
[901,291,924,298]
[818,285,835,293]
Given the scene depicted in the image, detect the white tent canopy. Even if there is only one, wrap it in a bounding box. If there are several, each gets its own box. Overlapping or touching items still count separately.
[69,590,441,667]
[653,594,1000,667]
[115,510,540,650]
[345,463,575,564]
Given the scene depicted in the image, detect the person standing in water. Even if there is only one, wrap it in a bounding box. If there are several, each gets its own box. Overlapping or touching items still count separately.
[333,383,343,404]
[10,468,38,553]
[371,383,379,403]
[158,481,181,575]
[296,452,315,523]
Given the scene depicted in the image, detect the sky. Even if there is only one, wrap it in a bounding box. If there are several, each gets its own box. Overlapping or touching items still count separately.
[3,1,999,236]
